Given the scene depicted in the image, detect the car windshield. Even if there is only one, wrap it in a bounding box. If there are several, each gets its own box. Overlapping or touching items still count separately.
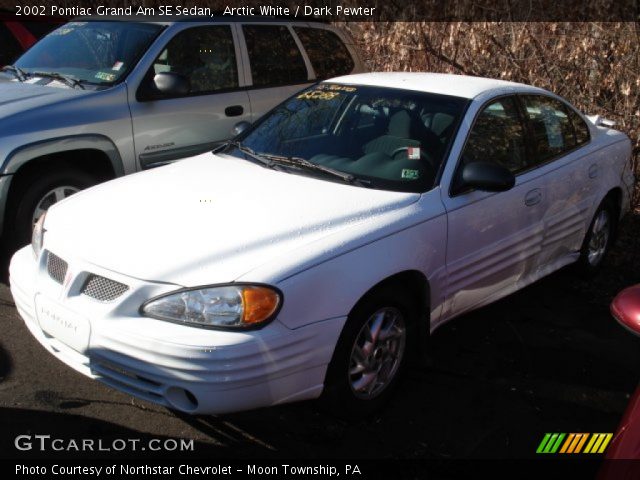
[232,83,468,193]
[14,21,163,85]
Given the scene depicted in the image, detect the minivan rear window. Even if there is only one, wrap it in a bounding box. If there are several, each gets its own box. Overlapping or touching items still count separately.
[242,25,308,87]
[294,27,354,79]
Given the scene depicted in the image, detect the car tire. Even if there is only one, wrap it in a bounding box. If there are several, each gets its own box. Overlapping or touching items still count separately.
[8,169,96,251]
[575,198,616,276]
[320,284,418,418]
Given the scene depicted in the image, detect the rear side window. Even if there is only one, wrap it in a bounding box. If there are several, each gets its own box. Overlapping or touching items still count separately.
[522,95,577,163]
[567,107,591,146]
[460,96,529,174]
[0,23,22,66]
[153,26,238,94]
[243,25,308,87]
[294,27,354,79]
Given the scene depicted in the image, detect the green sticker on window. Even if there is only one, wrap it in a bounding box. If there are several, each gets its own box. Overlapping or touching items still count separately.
[401,169,419,180]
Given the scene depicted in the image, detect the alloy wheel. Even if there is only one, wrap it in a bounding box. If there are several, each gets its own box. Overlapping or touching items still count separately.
[348,307,406,400]
[31,186,80,227]
[587,209,611,267]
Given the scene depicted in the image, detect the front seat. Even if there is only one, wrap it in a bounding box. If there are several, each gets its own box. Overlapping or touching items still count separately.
[363,110,420,157]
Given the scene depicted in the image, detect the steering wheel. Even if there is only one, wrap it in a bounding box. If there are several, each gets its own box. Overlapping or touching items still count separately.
[390,146,436,169]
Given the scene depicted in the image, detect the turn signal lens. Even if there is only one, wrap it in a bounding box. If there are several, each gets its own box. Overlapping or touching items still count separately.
[241,286,281,325]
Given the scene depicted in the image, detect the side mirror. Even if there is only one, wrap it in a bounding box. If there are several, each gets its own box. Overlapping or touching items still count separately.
[153,72,190,96]
[460,161,515,192]
[231,121,251,138]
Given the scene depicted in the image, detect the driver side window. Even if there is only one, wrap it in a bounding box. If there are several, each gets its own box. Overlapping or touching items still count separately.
[460,96,528,174]
[152,26,238,95]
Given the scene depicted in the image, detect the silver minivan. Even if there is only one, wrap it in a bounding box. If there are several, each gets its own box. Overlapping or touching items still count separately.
[0,18,365,248]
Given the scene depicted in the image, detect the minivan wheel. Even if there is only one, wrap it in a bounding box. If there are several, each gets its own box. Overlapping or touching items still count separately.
[9,169,96,251]
[320,285,417,418]
[576,199,616,276]
[31,185,81,226]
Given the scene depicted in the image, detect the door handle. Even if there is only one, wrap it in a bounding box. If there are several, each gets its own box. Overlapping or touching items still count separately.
[225,105,244,117]
[524,188,542,207]
[588,164,599,179]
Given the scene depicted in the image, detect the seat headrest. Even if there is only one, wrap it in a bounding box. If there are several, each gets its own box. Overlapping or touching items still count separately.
[387,110,411,138]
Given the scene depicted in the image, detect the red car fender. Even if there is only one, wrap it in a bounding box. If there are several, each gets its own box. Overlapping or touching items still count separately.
[598,285,640,478]
[611,285,640,335]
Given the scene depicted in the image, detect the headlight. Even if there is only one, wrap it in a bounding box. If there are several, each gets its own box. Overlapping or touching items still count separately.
[32,212,46,258]
[141,284,282,329]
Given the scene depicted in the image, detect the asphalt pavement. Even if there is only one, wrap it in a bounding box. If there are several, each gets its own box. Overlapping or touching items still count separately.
[1,212,639,460]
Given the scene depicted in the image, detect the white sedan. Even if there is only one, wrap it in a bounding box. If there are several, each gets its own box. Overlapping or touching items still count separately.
[10,73,635,416]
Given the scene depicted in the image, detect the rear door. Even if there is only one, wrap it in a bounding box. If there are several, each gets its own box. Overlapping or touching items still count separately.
[128,24,251,170]
[518,94,595,268]
[440,95,548,319]
[237,23,313,121]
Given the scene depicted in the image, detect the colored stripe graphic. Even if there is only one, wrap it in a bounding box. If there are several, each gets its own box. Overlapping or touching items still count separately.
[536,433,552,453]
[574,433,589,453]
[584,434,599,453]
[537,433,612,454]
[584,433,613,454]
[536,433,565,453]
[561,433,588,454]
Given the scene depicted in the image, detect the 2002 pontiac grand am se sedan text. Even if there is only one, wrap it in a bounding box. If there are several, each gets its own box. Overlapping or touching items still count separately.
[9,73,635,416]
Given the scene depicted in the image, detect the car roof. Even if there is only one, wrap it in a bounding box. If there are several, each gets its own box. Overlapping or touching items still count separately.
[327,72,546,99]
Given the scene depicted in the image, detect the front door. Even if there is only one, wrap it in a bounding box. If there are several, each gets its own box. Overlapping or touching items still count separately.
[440,95,548,319]
[128,24,251,170]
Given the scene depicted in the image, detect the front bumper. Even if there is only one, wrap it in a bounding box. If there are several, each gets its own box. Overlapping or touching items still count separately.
[9,246,345,414]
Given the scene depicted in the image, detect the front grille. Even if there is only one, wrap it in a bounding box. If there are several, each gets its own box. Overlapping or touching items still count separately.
[81,274,129,302]
[46,252,68,284]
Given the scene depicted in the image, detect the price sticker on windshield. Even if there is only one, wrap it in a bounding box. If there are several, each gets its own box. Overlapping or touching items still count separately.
[324,84,357,92]
[297,90,340,101]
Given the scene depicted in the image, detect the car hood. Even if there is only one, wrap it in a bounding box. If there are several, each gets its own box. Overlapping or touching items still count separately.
[0,80,89,120]
[44,154,420,286]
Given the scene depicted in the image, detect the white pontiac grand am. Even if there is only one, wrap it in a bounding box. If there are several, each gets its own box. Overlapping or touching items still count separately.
[10,73,635,416]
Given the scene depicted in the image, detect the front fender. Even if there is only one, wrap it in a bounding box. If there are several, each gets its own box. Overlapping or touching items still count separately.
[267,204,448,332]
[0,135,124,238]
[0,134,124,176]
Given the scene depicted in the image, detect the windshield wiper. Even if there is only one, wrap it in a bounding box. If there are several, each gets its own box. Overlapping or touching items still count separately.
[222,141,277,169]
[29,71,85,90]
[260,153,371,187]
[1,65,27,82]
[218,141,370,186]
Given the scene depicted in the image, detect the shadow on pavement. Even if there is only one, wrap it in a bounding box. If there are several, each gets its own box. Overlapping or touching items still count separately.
[0,211,638,459]
[0,345,12,384]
